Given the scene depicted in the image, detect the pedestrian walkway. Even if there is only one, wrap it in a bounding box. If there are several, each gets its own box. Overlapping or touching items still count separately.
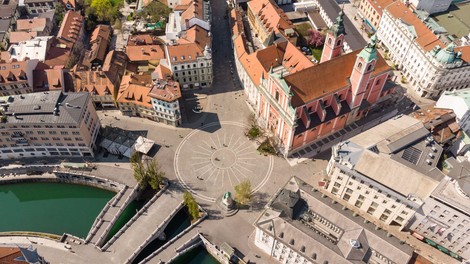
[145,229,201,263]
[105,186,184,264]
[86,185,138,246]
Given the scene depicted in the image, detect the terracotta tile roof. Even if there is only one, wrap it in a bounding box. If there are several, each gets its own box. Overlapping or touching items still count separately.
[456,46,470,63]
[230,8,244,36]
[366,0,395,15]
[247,0,293,35]
[256,40,314,74]
[386,2,443,52]
[148,79,181,102]
[9,31,38,44]
[126,44,165,62]
[40,38,71,69]
[181,0,205,24]
[153,64,172,79]
[102,50,127,78]
[33,68,64,92]
[117,74,153,108]
[83,25,112,67]
[285,50,391,107]
[0,60,36,85]
[0,247,22,263]
[57,11,83,47]
[167,43,203,63]
[411,107,459,144]
[16,18,47,32]
[177,24,211,50]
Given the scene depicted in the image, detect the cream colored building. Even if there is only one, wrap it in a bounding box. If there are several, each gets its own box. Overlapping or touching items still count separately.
[325,115,444,229]
[0,91,100,159]
[255,177,413,264]
[377,2,470,99]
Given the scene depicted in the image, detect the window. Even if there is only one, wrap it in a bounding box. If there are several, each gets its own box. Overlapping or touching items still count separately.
[357,62,363,70]
[367,64,373,71]
[336,40,341,46]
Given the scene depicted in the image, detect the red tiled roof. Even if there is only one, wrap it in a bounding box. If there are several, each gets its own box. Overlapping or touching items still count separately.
[16,18,47,32]
[33,68,64,92]
[386,2,442,52]
[247,0,293,35]
[57,11,83,47]
[285,50,391,107]
[126,45,165,62]
[9,31,38,44]
[148,79,181,102]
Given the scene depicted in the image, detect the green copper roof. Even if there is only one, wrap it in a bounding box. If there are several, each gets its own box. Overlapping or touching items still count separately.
[435,42,457,64]
[329,10,346,37]
[357,35,378,63]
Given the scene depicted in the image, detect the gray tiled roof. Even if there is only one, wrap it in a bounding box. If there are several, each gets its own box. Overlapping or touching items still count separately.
[255,177,413,264]
[2,91,89,124]
[316,0,367,50]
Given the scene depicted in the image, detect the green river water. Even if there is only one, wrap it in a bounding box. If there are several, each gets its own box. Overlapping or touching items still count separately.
[0,182,114,238]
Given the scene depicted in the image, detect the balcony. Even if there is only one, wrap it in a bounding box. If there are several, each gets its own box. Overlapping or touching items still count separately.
[15,138,29,146]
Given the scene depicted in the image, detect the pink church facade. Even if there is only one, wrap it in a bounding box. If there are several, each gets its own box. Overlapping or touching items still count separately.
[255,12,396,156]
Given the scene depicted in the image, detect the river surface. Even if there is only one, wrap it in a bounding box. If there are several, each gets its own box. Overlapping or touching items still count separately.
[0,182,114,238]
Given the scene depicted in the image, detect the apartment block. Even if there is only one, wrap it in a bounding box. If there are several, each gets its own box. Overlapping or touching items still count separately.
[377,2,470,99]
[325,115,445,229]
[117,73,182,126]
[0,91,100,159]
[408,157,470,261]
[255,177,413,264]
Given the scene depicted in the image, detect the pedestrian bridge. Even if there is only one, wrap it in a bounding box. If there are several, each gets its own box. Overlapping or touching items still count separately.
[104,186,184,264]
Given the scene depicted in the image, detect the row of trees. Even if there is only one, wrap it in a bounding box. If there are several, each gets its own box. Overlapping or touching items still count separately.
[130,152,165,190]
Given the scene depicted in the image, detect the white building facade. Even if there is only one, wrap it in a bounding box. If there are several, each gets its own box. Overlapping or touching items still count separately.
[377,3,470,99]
[409,0,452,14]
[435,89,470,135]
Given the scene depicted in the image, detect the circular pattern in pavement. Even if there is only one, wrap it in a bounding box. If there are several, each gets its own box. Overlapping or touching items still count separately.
[174,121,273,202]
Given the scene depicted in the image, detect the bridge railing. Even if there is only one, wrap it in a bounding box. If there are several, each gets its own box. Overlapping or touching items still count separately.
[101,182,169,251]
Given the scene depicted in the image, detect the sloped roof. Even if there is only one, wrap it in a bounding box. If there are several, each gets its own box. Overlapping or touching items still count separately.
[33,68,64,92]
[285,50,391,107]
[247,0,293,35]
[16,18,48,32]
[57,11,83,47]
[117,74,153,108]
[126,44,165,62]
[148,78,181,102]
[9,31,38,44]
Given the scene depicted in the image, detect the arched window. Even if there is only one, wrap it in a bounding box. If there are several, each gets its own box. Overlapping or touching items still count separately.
[367,64,373,71]
[357,62,363,70]
[328,38,332,45]
[337,40,341,46]
[275,91,280,101]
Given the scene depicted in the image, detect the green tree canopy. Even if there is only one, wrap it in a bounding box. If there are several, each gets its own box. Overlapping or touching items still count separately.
[183,191,199,221]
[234,180,252,205]
[137,1,171,23]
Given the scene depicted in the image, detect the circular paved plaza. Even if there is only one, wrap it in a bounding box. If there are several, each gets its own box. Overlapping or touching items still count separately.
[174,121,273,202]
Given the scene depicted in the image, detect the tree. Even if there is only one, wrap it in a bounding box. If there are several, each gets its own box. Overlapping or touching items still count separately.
[54,3,65,25]
[234,180,252,205]
[307,29,325,48]
[146,159,165,190]
[137,1,171,24]
[90,0,113,21]
[183,191,199,221]
[114,19,122,31]
[130,153,165,190]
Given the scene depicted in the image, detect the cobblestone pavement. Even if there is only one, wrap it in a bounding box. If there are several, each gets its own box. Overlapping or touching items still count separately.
[175,121,273,202]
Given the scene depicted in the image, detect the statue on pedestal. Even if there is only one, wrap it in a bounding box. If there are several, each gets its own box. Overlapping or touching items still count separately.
[222,192,234,209]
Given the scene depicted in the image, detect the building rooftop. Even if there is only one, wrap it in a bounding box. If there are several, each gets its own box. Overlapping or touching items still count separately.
[0,0,18,19]
[148,78,181,102]
[284,48,390,107]
[411,107,460,145]
[83,24,112,67]
[335,115,445,200]
[441,157,470,214]
[0,91,89,124]
[255,177,413,264]
[117,74,153,108]
[16,18,48,32]
[431,3,470,39]
[247,0,293,36]
[33,68,64,92]
[9,31,38,44]
[8,36,52,62]
[57,11,83,48]
[0,59,38,85]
